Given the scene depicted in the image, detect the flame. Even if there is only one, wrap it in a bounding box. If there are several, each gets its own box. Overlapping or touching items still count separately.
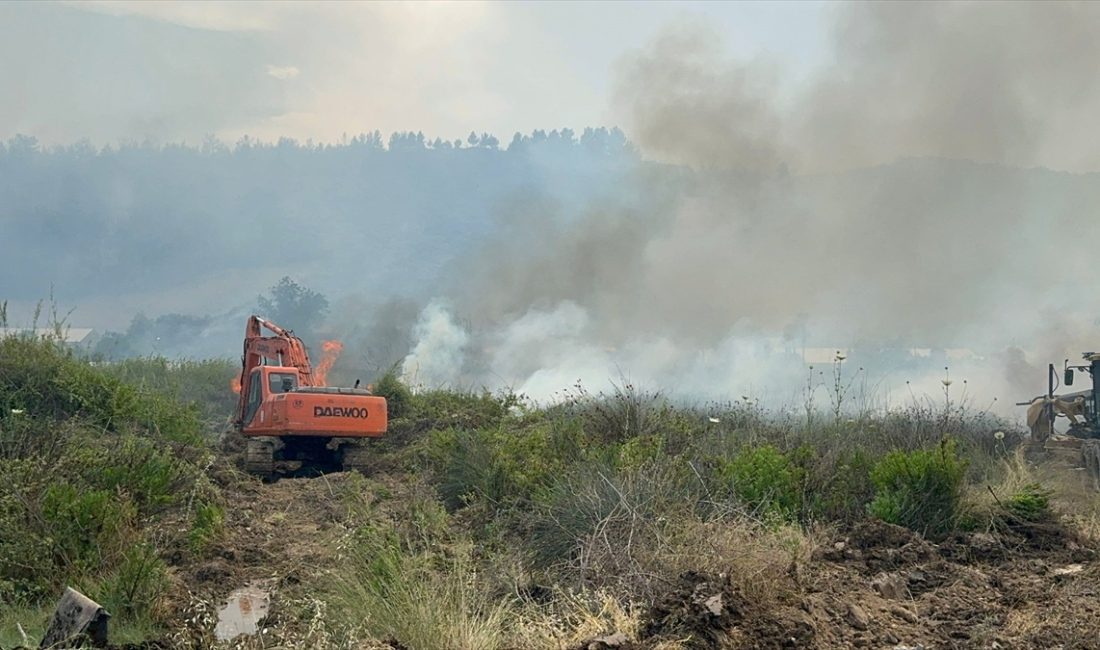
[313,340,344,386]
[229,375,242,394]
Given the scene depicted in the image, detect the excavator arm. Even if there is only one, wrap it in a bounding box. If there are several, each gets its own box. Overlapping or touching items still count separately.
[234,316,316,426]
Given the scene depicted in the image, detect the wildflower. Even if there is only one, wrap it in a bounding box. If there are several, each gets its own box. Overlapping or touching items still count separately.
[994,430,1005,440]
[708,417,720,424]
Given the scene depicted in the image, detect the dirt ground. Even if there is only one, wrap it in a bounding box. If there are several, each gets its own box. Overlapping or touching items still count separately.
[154,448,1100,649]
[180,466,358,599]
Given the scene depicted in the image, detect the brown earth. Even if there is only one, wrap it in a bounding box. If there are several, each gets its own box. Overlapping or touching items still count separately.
[157,448,1100,649]
[572,518,1100,649]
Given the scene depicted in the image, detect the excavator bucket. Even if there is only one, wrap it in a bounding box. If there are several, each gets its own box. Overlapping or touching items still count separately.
[39,587,110,649]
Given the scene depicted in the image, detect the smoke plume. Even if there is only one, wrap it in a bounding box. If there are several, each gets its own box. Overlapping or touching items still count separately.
[398,3,1100,415]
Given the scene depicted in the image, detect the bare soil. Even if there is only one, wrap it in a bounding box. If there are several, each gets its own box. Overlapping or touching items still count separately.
[161,451,1100,649]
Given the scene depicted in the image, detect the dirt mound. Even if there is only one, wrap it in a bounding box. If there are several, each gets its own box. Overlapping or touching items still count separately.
[817,520,937,573]
[640,571,743,645]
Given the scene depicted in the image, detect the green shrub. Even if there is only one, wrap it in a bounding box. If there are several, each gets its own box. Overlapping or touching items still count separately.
[569,382,672,445]
[87,437,191,511]
[1004,483,1054,522]
[41,484,137,575]
[410,389,515,430]
[430,420,583,511]
[616,434,664,469]
[104,357,238,432]
[868,439,968,538]
[93,543,169,621]
[0,336,203,444]
[718,445,803,520]
[373,367,413,419]
[804,449,876,522]
[189,501,225,553]
[0,335,214,617]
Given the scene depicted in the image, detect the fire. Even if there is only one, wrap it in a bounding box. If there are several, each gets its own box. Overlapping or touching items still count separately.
[313,340,344,386]
[230,375,241,394]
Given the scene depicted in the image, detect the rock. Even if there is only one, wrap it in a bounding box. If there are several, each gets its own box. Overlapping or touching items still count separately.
[872,572,908,600]
[970,532,999,550]
[889,604,919,624]
[702,594,723,616]
[1053,563,1085,576]
[39,587,110,649]
[847,603,870,630]
[576,632,631,649]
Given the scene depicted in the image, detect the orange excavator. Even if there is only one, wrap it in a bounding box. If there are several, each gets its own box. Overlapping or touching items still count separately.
[234,315,387,477]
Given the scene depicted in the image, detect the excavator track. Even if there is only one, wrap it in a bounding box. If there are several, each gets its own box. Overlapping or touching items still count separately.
[341,441,373,474]
[245,438,275,478]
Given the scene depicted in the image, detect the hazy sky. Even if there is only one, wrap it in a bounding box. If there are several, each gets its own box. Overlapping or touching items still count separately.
[0,1,828,145]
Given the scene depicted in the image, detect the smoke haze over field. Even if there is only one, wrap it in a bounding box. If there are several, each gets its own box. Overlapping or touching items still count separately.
[397,2,1100,413]
[4,2,1100,417]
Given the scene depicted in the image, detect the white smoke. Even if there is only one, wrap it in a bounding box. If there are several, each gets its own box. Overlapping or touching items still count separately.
[404,300,811,407]
[400,4,1100,423]
[397,298,1069,421]
[400,300,469,388]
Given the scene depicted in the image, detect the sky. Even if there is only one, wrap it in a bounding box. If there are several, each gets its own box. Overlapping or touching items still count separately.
[6,1,1100,413]
[0,1,829,146]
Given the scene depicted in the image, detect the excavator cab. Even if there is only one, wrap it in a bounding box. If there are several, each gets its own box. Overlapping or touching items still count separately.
[243,367,300,426]
[269,371,297,393]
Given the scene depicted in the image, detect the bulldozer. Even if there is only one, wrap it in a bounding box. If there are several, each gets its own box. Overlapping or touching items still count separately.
[234,315,387,477]
[1019,353,1100,443]
[1019,353,1100,489]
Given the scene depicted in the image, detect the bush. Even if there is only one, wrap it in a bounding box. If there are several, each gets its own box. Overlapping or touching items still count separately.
[868,439,968,538]
[0,336,203,445]
[565,382,672,445]
[803,449,876,522]
[528,458,698,569]
[0,335,213,624]
[717,445,804,520]
[430,420,584,512]
[1004,483,1054,523]
[373,367,413,419]
[189,501,226,553]
[104,357,239,432]
[93,543,169,621]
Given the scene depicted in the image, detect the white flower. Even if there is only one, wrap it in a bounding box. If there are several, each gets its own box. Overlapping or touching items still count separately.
[10,409,23,415]
[994,430,1005,440]
[708,417,720,424]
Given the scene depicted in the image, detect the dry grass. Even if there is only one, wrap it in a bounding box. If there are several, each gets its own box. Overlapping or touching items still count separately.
[510,589,643,648]
[967,447,1039,513]
[568,505,816,609]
